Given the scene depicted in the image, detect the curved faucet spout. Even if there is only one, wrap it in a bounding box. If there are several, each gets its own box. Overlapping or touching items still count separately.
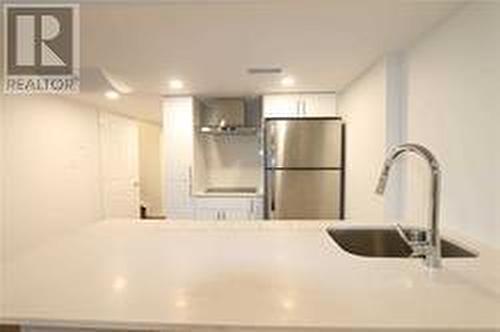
[375,143,442,268]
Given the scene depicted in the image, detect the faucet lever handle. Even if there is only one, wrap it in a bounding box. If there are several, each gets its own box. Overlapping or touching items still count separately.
[395,223,413,247]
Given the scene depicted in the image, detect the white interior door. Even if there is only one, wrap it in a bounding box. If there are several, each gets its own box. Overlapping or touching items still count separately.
[100,112,140,219]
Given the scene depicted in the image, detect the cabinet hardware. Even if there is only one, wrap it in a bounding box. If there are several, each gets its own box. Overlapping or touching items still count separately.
[268,123,277,167]
[188,166,193,196]
[269,172,276,217]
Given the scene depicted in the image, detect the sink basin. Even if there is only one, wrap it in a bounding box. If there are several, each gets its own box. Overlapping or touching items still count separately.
[327,227,477,258]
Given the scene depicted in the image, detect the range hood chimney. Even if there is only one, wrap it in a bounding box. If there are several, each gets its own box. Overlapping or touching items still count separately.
[198,97,261,135]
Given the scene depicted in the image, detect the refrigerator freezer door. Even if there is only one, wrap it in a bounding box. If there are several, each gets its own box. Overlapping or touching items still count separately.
[266,169,342,219]
[266,119,343,169]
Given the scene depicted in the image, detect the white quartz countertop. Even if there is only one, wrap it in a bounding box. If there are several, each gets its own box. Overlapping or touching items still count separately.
[1,220,499,331]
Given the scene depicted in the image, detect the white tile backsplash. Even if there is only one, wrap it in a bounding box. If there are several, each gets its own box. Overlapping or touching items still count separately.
[200,135,261,190]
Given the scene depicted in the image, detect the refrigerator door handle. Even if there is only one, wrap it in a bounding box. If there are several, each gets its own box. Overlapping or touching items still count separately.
[269,172,276,214]
[267,123,277,167]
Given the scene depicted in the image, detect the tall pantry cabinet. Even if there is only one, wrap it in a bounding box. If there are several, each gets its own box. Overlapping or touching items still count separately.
[163,97,196,219]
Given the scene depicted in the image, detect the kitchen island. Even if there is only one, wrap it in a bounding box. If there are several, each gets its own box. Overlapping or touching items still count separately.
[1,220,499,331]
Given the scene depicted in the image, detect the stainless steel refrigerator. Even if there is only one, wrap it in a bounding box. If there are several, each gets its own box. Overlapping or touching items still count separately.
[264,118,344,220]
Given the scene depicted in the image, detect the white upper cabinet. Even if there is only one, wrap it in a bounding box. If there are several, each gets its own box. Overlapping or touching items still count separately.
[301,93,337,117]
[263,93,336,118]
[163,97,194,182]
[263,94,302,118]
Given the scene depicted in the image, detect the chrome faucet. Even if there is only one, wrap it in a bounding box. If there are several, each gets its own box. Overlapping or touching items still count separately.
[375,143,442,268]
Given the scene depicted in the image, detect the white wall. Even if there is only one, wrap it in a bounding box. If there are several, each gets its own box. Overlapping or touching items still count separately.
[338,56,405,222]
[138,121,164,216]
[0,11,5,306]
[404,3,500,247]
[338,62,387,222]
[3,95,103,260]
[340,3,500,248]
[0,78,4,309]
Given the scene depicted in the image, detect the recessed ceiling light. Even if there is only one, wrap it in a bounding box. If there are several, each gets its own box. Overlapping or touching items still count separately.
[169,79,184,90]
[105,90,120,100]
[281,76,295,87]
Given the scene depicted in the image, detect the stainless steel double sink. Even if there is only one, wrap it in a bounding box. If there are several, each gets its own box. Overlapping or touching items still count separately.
[327,227,477,258]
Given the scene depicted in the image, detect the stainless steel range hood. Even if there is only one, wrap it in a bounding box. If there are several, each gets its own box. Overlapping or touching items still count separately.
[198,97,261,135]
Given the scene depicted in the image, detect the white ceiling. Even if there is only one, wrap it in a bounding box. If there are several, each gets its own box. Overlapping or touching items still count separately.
[73,0,464,123]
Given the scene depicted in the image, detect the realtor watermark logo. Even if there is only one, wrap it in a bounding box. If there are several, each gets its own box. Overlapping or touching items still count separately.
[4,4,80,94]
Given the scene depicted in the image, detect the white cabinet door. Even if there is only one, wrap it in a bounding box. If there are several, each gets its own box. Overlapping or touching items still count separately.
[166,180,195,219]
[196,207,247,221]
[263,94,301,118]
[163,97,194,182]
[302,93,336,117]
[221,207,252,221]
[263,94,336,118]
[249,197,264,220]
[195,197,255,221]
[195,198,225,221]
[195,208,219,221]
[163,97,195,219]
